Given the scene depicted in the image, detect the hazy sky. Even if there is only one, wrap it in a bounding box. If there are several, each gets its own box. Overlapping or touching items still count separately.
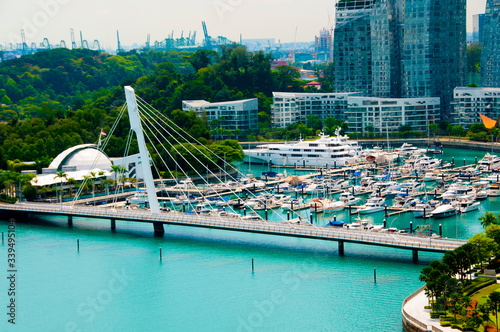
[0,0,487,50]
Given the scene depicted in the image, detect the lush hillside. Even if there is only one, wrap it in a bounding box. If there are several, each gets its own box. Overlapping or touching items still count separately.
[0,45,307,171]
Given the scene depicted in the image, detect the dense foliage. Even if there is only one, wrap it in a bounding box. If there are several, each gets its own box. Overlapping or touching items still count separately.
[418,212,500,330]
[0,46,313,174]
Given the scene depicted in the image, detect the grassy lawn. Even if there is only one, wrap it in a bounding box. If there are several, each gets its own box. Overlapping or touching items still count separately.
[472,284,500,302]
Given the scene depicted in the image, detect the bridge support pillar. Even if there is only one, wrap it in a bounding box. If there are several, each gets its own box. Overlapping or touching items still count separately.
[68,216,73,228]
[111,219,116,232]
[153,222,164,237]
[338,241,345,256]
[412,249,418,263]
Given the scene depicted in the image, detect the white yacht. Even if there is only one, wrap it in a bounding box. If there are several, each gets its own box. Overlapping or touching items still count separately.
[310,199,345,213]
[339,192,361,206]
[243,128,361,167]
[356,197,385,214]
[172,178,196,190]
[281,198,309,211]
[128,189,148,204]
[477,153,500,171]
[411,199,440,218]
[395,143,426,156]
[453,197,480,214]
[431,204,457,219]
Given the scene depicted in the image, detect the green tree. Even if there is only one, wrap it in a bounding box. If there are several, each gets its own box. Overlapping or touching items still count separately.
[480,211,499,228]
[470,233,498,268]
[54,170,67,204]
[306,114,323,132]
[467,42,482,73]
[489,291,500,330]
[110,164,122,192]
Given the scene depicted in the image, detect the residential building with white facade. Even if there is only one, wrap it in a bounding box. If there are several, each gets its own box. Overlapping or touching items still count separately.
[345,97,440,134]
[271,92,361,128]
[182,98,258,133]
[452,87,500,129]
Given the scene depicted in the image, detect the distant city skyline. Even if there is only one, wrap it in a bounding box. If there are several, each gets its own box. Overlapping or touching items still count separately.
[0,0,487,50]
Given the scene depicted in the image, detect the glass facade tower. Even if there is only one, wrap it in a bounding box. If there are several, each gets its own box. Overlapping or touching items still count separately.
[481,0,500,87]
[402,0,467,119]
[333,0,467,120]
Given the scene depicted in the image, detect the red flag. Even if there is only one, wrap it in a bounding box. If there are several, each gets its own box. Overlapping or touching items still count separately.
[101,129,107,136]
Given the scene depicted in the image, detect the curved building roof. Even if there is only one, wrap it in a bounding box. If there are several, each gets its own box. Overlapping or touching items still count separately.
[48,144,112,171]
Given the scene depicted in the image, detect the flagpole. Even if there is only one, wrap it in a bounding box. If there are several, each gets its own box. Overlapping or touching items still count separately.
[97,130,103,150]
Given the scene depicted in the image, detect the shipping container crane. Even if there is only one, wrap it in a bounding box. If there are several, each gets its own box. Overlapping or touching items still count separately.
[21,29,28,55]
[93,40,102,51]
[116,30,124,53]
[70,28,77,49]
[80,31,89,49]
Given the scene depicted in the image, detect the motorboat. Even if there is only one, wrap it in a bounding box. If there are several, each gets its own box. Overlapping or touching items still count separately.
[477,153,500,171]
[476,190,488,200]
[338,191,361,206]
[243,193,273,208]
[356,197,385,214]
[273,183,294,194]
[241,211,263,221]
[172,194,199,205]
[416,156,441,170]
[128,189,148,204]
[423,172,439,182]
[172,178,197,190]
[310,198,345,213]
[395,143,426,156]
[325,219,347,227]
[410,199,440,218]
[391,196,416,209]
[243,128,362,167]
[305,182,330,195]
[454,197,480,213]
[243,181,266,191]
[281,198,309,211]
[431,204,457,219]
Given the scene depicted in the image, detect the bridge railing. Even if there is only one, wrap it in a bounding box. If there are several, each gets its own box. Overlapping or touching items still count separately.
[1,203,466,250]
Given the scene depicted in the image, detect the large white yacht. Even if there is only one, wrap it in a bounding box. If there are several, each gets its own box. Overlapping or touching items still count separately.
[477,153,500,171]
[243,129,361,167]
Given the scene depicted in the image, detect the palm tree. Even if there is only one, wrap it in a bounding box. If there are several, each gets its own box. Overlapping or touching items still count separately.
[89,171,96,206]
[54,171,67,204]
[67,177,76,197]
[480,211,498,228]
[490,291,500,330]
[110,164,122,194]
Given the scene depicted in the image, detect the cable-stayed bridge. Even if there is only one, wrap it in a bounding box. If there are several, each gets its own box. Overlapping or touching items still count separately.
[0,86,467,261]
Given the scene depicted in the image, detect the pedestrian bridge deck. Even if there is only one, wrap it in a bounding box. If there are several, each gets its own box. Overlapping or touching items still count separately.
[0,203,466,257]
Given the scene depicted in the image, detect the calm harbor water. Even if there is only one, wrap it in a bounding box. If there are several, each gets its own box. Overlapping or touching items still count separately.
[0,147,497,331]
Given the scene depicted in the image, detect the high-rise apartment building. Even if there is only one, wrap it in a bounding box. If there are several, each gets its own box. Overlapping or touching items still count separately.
[402,0,467,119]
[370,0,404,98]
[473,14,485,44]
[332,0,376,96]
[333,0,467,120]
[481,0,500,87]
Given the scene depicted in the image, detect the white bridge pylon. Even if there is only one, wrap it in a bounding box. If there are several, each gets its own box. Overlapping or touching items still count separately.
[124,86,160,215]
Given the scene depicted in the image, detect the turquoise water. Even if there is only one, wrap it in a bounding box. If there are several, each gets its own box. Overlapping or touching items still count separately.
[0,147,497,331]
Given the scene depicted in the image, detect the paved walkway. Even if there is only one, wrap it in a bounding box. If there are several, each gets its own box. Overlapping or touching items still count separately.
[403,287,459,332]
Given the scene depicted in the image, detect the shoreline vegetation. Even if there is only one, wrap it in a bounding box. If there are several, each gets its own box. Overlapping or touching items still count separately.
[409,212,500,332]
